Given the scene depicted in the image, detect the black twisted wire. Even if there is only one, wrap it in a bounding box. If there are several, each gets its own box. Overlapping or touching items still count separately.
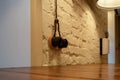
[53,0,61,37]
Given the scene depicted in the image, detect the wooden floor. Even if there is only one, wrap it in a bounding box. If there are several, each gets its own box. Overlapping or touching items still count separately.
[0,64,120,80]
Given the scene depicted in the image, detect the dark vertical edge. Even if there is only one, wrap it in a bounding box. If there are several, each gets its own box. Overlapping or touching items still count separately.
[100,38,102,56]
[115,11,120,63]
[115,9,118,15]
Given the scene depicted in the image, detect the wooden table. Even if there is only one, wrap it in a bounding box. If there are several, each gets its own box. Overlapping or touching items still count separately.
[0,64,120,80]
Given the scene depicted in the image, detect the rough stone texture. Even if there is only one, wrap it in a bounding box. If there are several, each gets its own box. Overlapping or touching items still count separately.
[41,0,107,66]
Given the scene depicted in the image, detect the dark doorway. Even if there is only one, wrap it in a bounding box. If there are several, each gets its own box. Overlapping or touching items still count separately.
[115,9,120,63]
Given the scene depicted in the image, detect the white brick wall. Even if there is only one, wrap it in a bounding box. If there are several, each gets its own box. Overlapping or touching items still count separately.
[41,0,107,66]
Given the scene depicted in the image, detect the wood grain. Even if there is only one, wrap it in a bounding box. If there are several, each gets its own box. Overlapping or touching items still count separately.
[0,64,120,80]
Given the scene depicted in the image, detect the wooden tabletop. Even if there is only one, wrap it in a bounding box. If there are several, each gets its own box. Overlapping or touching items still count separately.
[0,64,120,80]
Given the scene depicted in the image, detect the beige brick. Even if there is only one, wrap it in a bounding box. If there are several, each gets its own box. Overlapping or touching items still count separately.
[41,0,107,66]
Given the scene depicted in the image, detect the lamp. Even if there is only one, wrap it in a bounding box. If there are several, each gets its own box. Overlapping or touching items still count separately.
[97,0,120,10]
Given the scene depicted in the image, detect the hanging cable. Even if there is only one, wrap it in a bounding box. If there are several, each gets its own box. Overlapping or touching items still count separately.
[53,0,61,37]
[55,0,57,19]
[48,0,68,49]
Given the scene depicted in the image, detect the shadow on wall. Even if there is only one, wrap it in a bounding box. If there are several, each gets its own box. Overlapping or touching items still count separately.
[86,0,108,38]
[48,49,62,66]
[72,0,87,16]
[72,0,108,38]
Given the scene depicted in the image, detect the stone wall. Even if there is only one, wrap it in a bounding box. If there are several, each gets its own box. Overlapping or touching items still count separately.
[41,0,107,66]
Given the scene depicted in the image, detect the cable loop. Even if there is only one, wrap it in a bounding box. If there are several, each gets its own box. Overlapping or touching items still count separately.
[53,0,61,37]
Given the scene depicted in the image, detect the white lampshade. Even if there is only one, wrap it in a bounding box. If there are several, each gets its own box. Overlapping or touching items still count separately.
[97,0,120,10]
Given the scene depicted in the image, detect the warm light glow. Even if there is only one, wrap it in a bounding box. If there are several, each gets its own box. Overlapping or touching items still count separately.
[97,0,120,10]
